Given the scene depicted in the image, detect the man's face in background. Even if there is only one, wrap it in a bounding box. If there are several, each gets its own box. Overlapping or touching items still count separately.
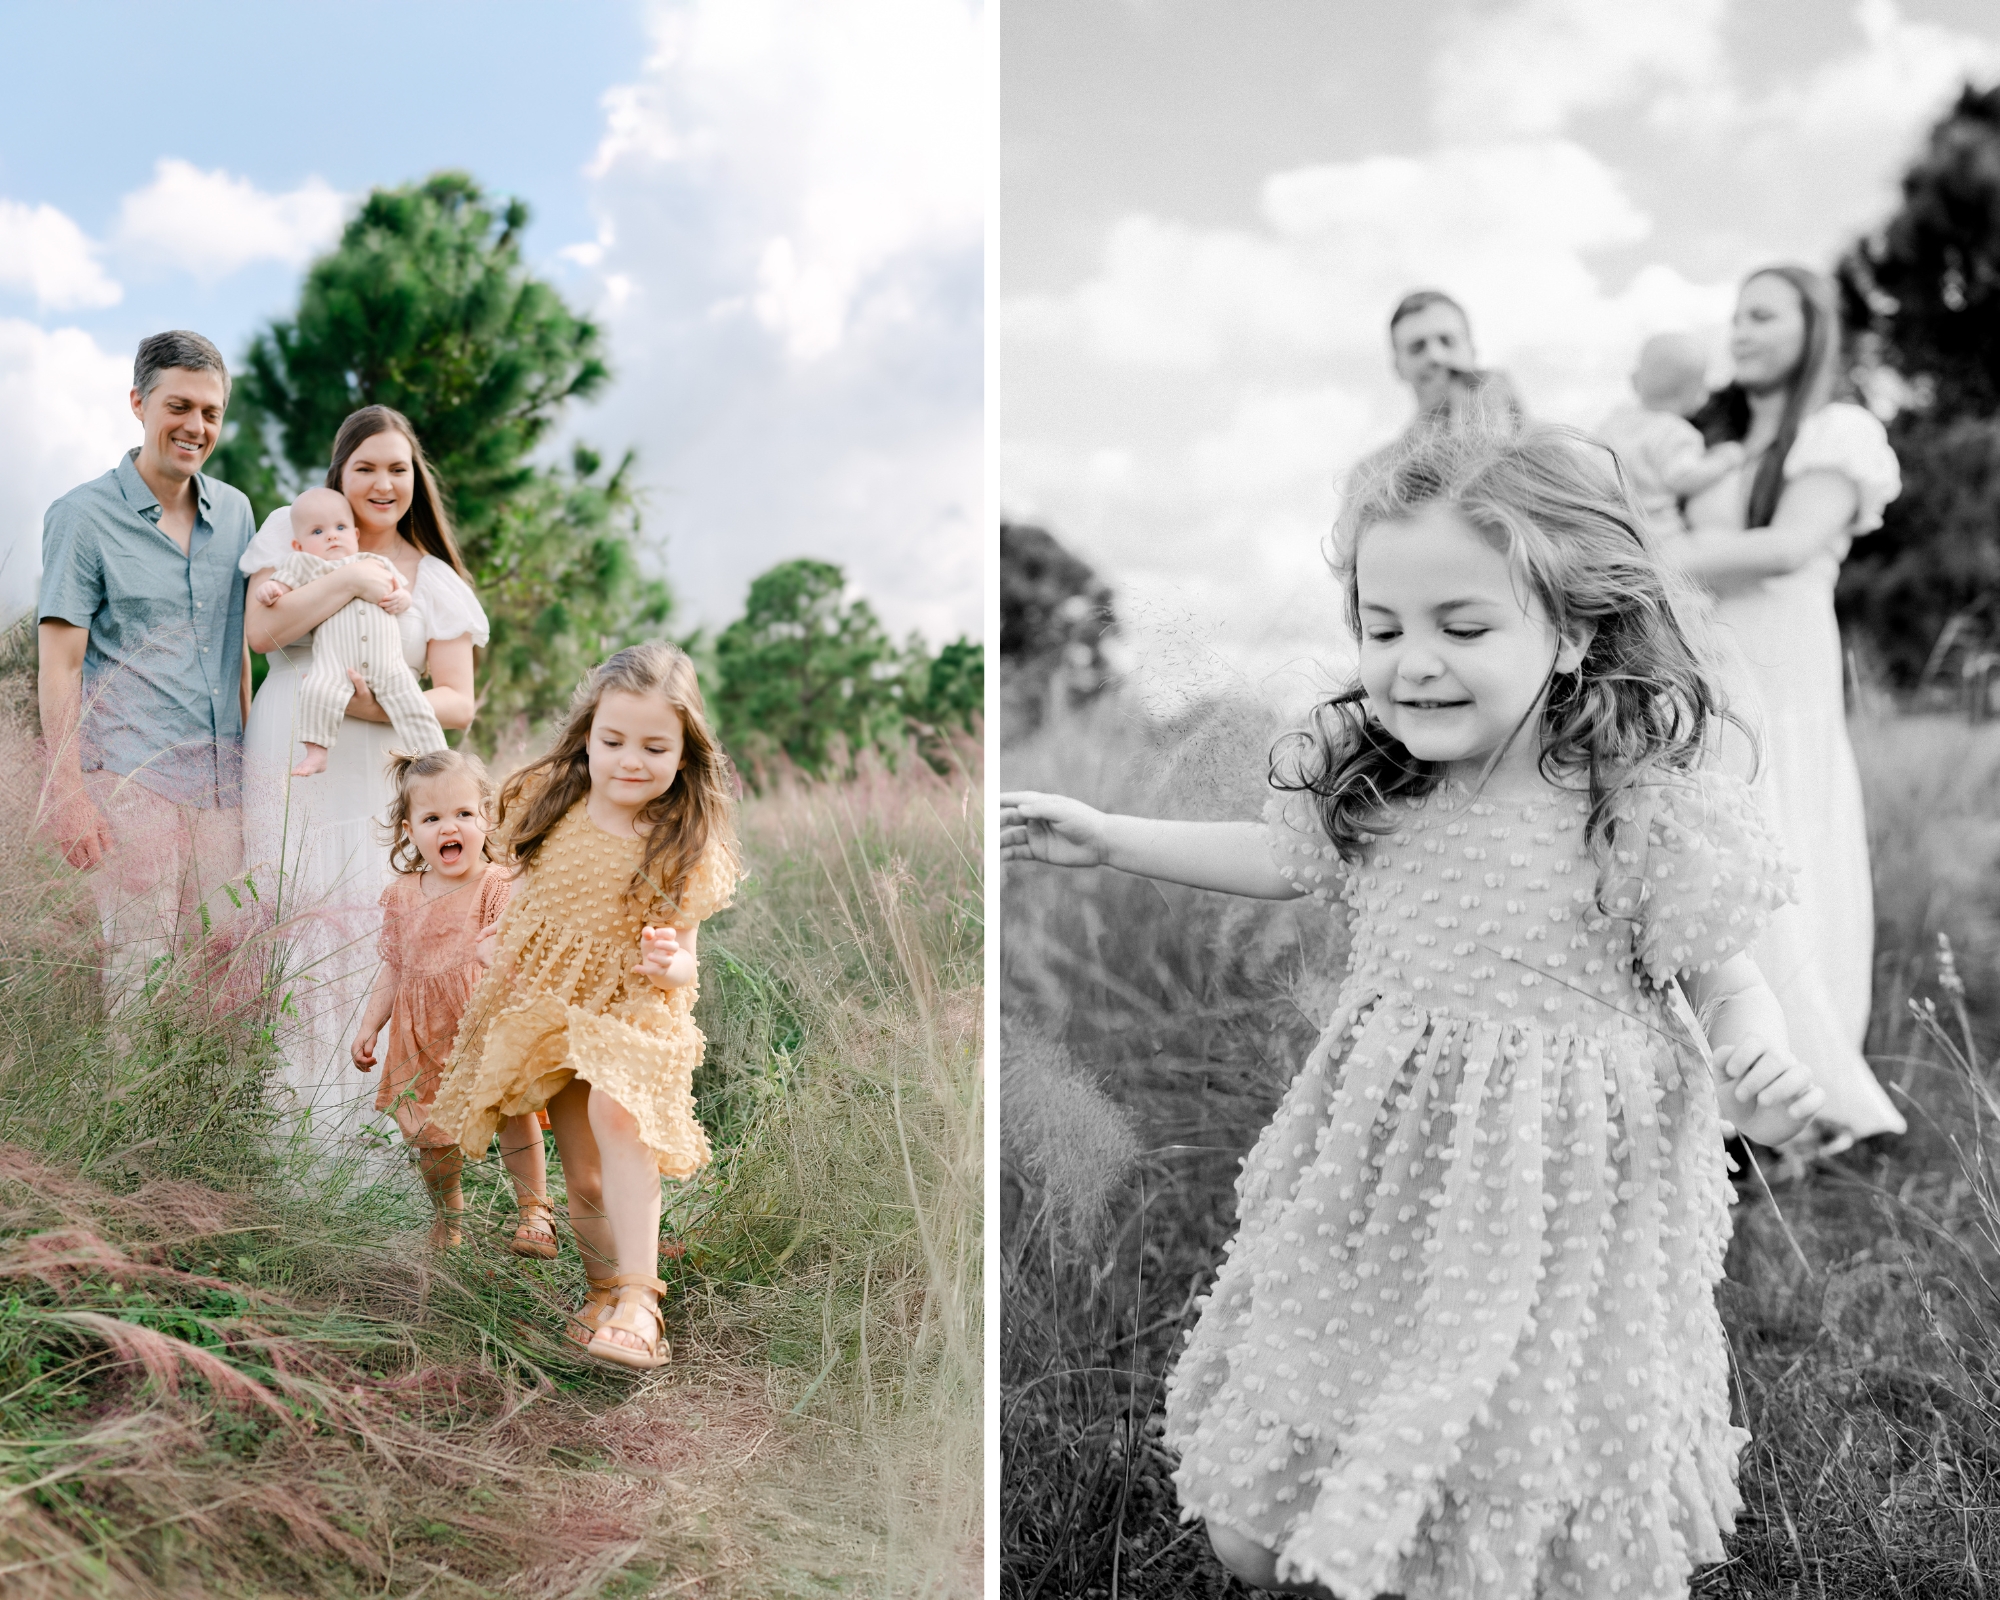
[1390,303,1474,412]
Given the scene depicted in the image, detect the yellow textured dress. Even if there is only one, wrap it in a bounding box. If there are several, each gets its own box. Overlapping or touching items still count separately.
[430,800,743,1177]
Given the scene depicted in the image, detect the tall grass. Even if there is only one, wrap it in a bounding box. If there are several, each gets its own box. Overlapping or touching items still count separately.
[1001,691,2000,1598]
[0,620,982,1599]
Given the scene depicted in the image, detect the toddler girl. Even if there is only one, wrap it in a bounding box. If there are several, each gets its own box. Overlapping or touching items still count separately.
[1002,424,1825,1599]
[351,749,555,1254]
[428,642,743,1370]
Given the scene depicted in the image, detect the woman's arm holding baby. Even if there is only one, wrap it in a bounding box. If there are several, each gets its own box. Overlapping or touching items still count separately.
[244,559,401,652]
[1681,951,1825,1146]
[1000,791,1302,899]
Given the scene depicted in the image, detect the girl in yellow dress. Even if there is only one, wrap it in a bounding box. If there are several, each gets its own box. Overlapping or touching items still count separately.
[430,642,743,1369]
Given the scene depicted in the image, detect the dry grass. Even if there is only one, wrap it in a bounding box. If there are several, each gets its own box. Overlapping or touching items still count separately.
[0,616,982,1600]
[1000,692,2000,1599]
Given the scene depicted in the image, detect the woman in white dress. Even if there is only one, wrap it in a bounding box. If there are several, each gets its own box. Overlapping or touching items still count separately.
[1666,265,1905,1149]
[240,405,489,1164]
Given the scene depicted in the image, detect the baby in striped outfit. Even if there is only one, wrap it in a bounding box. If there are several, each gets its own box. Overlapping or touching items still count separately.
[253,486,446,777]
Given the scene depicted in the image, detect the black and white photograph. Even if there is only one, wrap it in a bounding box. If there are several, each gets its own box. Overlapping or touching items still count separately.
[1000,2,2000,1595]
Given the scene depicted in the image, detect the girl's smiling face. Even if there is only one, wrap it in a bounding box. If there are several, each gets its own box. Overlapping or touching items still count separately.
[1355,504,1590,788]
[338,428,416,539]
[588,688,686,817]
[405,771,488,879]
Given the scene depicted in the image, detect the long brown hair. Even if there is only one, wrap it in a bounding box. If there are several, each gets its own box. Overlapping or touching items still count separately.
[1692,264,1840,530]
[498,642,739,913]
[325,405,471,580]
[1283,421,1734,887]
[381,747,496,875]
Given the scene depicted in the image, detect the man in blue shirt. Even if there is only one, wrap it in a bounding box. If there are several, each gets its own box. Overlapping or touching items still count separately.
[38,330,257,1007]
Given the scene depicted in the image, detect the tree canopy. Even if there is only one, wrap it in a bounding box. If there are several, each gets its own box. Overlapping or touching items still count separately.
[209,172,667,730]
[1836,83,2000,683]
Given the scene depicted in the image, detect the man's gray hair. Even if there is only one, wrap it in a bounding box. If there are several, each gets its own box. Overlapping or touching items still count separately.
[133,331,231,405]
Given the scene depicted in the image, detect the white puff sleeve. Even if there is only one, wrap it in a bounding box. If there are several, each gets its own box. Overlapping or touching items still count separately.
[1784,402,1901,535]
[413,556,490,647]
[239,504,295,575]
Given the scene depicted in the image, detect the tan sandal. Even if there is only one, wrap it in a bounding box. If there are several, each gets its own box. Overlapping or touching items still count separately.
[565,1273,621,1349]
[585,1275,671,1371]
[510,1197,560,1260]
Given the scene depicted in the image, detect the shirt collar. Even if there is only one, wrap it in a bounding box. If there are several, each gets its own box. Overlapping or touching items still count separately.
[116,446,214,521]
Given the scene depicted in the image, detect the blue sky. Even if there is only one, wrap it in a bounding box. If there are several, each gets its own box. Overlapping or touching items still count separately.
[1002,0,2000,691]
[3,0,983,643]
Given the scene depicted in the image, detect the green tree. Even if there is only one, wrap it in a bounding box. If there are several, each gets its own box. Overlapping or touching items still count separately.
[712,559,914,780]
[1836,83,2000,683]
[209,171,669,732]
[905,637,983,737]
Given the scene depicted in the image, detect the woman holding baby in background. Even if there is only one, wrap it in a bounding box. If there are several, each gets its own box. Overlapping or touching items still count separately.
[241,404,490,1161]
[1646,264,1906,1154]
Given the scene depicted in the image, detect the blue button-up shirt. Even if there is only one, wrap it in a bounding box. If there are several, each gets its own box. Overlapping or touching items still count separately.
[38,450,255,808]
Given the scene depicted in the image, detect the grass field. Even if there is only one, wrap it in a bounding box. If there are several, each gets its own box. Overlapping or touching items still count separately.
[0,627,983,1600]
[1000,689,2000,1599]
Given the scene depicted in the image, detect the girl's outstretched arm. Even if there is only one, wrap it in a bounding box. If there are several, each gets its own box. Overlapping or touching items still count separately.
[1683,951,1827,1147]
[999,790,1301,900]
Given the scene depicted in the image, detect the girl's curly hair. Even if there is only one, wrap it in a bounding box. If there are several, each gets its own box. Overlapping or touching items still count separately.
[497,641,741,915]
[1275,420,1744,884]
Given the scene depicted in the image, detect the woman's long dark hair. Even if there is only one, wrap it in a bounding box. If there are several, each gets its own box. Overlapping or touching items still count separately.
[1689,264,1840,529]
[498,641,740,914]
[1282,422,1737,886]
[325,405,472,580]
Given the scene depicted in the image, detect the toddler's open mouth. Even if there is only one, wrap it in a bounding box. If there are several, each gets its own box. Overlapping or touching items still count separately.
[437,839,463,864]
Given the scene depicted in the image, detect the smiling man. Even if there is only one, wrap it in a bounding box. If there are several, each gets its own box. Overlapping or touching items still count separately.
[37,330,257,1006]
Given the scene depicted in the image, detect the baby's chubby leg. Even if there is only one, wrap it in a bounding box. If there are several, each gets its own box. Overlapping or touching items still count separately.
[357,610,446,755]
[291,628,358,777]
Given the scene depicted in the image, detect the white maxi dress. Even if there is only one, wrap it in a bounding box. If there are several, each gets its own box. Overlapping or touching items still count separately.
[238,507,490,1163]
[1685,402,1906,1143]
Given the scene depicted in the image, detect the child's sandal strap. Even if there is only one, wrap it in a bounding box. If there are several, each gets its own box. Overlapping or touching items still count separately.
[598,1273,668,1294]
[585,1281,670,1371]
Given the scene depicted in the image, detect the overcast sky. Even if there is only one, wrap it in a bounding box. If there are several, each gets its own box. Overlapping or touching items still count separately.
[1,0,982,645]
[1002,0,2000,691]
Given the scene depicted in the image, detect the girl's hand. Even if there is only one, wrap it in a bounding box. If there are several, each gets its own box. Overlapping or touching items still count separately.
[473,922,501,969]
[378,580,414,616]
[633,924,691,988]
[352,1027,379,1071]
[1713,1036,1825,1124]
[999,791,1111,868]
[254,579,290,607]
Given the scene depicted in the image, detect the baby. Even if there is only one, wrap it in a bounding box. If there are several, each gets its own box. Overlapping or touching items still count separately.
[1595,332,1747,536]
[254,486,446,777]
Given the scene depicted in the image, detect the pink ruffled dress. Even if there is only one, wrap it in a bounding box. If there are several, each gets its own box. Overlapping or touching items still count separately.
[1165,768,1792,1599]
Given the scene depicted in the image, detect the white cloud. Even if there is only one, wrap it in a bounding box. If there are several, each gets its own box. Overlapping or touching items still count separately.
[590,0,981,364]
[0,200,121,311]
[567,0,984,643]
[1431,0,1730,140]
[0,321,135,614]
[114,159,349,281]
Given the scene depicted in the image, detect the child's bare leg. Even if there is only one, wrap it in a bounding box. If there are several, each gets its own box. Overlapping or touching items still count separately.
[498,1112,557,1257]
[1205,1525,1356,1599]
[417,1143,465,1247]
[547,1081,616,1277]
[292,741,329,777]
[585,1086,663,1355]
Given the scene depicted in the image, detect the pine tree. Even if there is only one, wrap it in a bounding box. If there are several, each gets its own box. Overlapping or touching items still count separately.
[209,172,669,731]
